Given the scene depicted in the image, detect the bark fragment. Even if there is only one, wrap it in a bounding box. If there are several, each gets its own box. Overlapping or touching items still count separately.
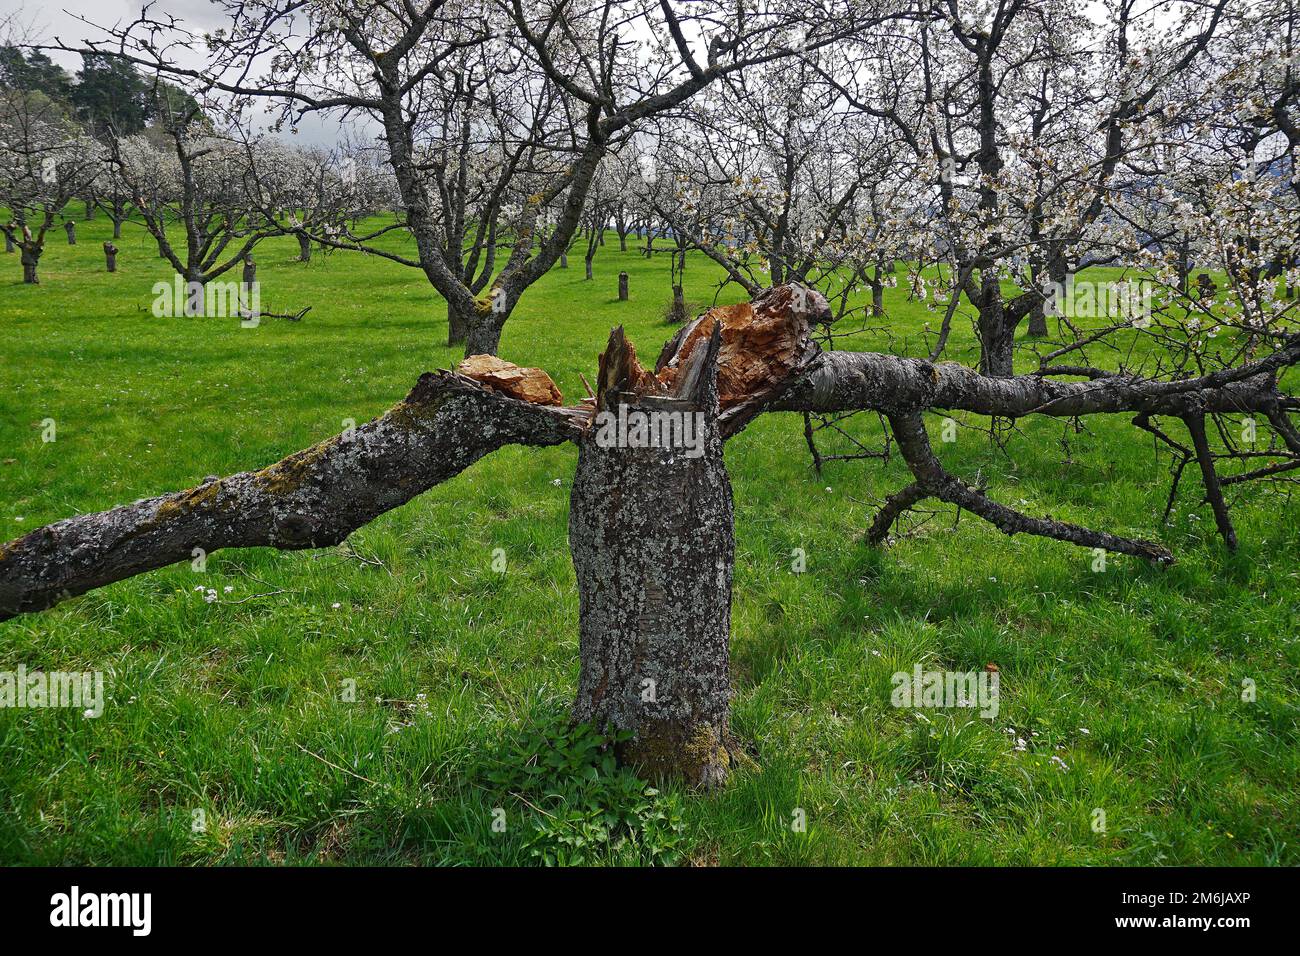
[455,354,564,406]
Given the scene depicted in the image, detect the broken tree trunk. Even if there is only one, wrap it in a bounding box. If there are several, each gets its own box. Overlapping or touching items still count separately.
[570,285,825,786]
[570,326,735,787]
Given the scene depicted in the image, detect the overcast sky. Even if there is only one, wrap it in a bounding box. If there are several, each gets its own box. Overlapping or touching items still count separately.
[1,0,353,146]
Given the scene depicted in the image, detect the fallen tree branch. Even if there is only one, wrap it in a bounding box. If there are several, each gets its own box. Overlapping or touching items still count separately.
[0,372,584,620]
[2,283,1296,620]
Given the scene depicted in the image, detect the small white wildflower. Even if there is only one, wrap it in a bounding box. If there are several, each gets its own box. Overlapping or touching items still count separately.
[1050,755,1070,772]
[331,602,341,609]
[82,709,94,718]
[551,478,562,486]
[223,585,234,593]
[1079,727,1090,735]
[204,589,217,603]
[825,486,833,493]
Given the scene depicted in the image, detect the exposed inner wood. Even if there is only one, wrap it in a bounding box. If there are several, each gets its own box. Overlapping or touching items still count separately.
[456,354,564,406]
[593,284,825,433]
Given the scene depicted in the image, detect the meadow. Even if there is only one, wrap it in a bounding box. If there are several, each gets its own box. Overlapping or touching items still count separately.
[0,213,1297,865]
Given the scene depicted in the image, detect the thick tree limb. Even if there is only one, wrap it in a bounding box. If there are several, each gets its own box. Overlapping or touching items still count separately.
[0,373,584,621]
[773,347,1295,420]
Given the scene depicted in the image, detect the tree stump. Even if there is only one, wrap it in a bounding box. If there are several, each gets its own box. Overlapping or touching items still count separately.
[570,326,735,788]
[64,221,76,245]
[103,242,117,273]
[618,271,629,301]
[671,284,686,323]
[569,287,825,787]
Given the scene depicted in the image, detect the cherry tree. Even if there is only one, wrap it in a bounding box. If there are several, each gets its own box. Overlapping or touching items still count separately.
[823,0,1230,375]
[50,0,892,355]
[106,108,273,316]
[0,90,100,283]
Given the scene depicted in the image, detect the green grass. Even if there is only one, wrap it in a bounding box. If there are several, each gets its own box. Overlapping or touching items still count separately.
[0,214,1297,865]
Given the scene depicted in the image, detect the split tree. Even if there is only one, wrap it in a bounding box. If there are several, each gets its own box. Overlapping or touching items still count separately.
[3,284,1297,786]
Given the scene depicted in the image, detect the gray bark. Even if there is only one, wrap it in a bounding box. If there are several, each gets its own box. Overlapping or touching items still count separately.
[446,301,471,347]
[570,328,735,787]
[21,245,39,284]
[0,373,582,620]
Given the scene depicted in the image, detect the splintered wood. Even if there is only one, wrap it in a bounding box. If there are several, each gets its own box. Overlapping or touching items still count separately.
[657,285,814,408]
[596,284,817,410]
[456,354,563,406]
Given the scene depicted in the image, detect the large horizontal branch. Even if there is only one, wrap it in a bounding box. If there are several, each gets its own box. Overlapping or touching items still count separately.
[0,373,584,621]
[772,347,1296,420]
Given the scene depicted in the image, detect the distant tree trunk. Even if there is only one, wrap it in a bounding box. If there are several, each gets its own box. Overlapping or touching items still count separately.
[4,233,13,254]
[569,329,735,788]
[671,285,686,323]
[1026,303,1049,338]
[20,245,39,284]
[184,270,205,316]
[297,233,312,262]
[85,200,95,220]
[585,229,598,280]
[867,258,885,317]
[618,271,629,301]
[560,251,568,269]
[112,218,122,239]
[464,311,504,356]
[64,221,76,245]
